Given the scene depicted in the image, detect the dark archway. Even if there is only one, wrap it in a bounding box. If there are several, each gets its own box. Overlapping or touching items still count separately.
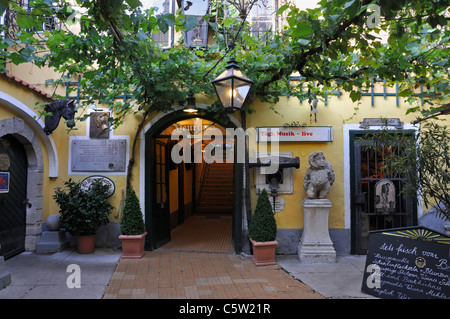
[143,110,243,253]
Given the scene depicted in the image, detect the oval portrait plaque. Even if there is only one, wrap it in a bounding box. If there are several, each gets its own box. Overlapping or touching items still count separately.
[81,175,115,198]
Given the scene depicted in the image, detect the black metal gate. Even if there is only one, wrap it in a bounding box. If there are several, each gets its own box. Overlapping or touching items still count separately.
[350,131,417,254]
[0,134,28,259]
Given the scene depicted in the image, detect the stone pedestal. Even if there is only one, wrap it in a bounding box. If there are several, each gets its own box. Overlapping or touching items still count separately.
[298,199,336,263]
[36,230,69,254]
[0,256,11,290]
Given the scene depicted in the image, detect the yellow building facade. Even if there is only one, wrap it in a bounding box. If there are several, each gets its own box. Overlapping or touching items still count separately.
[1,0,449,259]
[2,61,447,258]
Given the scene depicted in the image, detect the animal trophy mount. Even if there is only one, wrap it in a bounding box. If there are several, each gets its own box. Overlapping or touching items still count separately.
[43,100,76,135]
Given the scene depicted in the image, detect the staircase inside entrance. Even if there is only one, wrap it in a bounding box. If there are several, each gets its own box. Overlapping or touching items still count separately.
[196,163,234,215]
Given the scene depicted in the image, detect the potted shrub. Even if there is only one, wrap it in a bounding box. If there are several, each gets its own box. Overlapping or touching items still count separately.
[119,187,147,258]
[248,189,278,266]
[53,178,113,254]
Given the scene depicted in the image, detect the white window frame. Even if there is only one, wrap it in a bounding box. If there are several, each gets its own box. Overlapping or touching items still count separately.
[23,0,60,34]
[182,0,209,47]
[247,0,288,39]
[0,10,6,37]
[249,0,275,38]
[142,0,175,49]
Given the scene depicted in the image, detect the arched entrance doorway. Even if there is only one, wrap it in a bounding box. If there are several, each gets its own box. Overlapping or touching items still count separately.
[144,110,243,253]
[0,117,45,257]
[0,134,28,259]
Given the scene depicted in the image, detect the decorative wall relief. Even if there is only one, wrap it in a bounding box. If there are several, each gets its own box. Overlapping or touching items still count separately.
[89,111,110,139]
[374,179,396,214]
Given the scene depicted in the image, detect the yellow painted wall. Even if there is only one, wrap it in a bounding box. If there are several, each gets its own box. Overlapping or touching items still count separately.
[245,82,449,231]
[0,75,143,223]
[1,72,449,233]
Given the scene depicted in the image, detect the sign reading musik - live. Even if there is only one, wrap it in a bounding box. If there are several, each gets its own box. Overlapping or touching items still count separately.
[71,139,126,172]
[361,226,450,299]
[257,126,333,142]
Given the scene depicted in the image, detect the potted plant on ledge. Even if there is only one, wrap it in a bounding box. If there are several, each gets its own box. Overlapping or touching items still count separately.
[53,178,113,254]
[248,189,278,266]
[119,187,147,259]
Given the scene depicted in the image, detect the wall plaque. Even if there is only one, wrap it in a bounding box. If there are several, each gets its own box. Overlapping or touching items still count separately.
[359,118,404,129]
[0,154,10,170]
[89,111,110,139]
[81,175,115,198]
[257,126,333,142]
[361,226,450,299]
[71,139,126,172]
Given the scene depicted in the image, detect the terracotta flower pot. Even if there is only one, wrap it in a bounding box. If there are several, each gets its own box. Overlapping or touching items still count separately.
[77,234,96,254]
[119,232,147,259]
[250,238,278,266]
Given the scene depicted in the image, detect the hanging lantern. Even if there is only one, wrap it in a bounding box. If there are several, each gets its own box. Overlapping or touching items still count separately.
[211,58,253,112]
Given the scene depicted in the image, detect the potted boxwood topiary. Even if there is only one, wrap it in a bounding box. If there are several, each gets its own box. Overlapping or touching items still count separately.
[248,188,278,266]
[53,178,113,254]
[119,187,147,259]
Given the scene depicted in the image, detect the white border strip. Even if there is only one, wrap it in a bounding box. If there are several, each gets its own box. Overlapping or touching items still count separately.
[0,91,59,177]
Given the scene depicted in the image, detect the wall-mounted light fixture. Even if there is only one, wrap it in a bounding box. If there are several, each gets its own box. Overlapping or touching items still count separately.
[183,93,198,113]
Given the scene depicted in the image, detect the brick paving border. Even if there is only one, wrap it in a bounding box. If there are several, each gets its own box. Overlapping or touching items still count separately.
[103,251,323,299]
[104,215,324,299]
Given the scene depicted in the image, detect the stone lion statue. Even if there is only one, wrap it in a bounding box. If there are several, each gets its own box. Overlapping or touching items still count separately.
[303,151,335,199]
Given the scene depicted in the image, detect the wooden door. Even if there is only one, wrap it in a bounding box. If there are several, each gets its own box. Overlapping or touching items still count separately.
[0,135,28,259]
[152,139,170,248]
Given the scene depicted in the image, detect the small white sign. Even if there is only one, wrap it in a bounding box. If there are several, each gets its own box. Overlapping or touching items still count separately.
[269,196,285,213]
[257,126,333,142]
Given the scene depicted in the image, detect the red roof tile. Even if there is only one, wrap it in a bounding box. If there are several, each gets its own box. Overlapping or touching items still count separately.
[1,72,54,100]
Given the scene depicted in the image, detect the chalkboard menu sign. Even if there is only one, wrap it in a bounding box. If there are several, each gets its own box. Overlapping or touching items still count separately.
[361,226,450,299]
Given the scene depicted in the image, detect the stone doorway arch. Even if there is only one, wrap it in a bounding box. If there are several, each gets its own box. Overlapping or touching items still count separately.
[0,117,44,252]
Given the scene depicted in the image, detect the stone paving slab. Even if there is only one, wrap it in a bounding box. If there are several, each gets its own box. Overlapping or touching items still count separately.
[0,248,121,299]
[276,254,377,299]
